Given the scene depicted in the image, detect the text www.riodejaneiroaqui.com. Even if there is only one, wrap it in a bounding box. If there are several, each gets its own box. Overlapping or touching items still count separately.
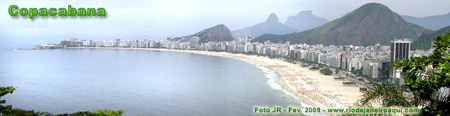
[254,106,420,114]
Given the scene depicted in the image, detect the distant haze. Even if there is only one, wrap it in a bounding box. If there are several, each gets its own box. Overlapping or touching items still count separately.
[0,0,449,48]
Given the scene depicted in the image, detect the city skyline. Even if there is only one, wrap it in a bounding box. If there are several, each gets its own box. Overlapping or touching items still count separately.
[36,36,426,81]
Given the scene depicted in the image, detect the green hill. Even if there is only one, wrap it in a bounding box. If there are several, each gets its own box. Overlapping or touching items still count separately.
[411,26,450,50]
[252,3,428,46]
[192,24,234,43]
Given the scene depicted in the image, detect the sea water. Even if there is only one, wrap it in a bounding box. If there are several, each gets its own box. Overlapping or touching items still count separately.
[0,48,306,115]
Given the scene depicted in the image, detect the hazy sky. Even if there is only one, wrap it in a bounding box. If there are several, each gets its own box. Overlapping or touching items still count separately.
[1,0,450,48]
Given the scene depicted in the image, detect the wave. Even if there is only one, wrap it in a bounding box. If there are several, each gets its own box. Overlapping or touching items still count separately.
[246,61,312,108]
[250,62,329,116]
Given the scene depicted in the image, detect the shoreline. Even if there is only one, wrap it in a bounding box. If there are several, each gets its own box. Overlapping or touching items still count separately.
[67,47,362,109]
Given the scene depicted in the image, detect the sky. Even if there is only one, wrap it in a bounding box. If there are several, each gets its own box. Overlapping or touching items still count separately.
[1,0,450,48]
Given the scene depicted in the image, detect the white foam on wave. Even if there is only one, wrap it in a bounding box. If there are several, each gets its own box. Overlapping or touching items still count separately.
[247,62,311,107]
[250,63,327,116]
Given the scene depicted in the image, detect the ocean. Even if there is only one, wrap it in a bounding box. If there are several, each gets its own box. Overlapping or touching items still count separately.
[0,48,305,115]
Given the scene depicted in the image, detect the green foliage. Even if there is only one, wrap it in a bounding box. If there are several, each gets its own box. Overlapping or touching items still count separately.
[390,32,450,115]
[352,68,364,77]
[358,82,413,107]
[0,86,15,104]
[0,86,124,116]
[309,67,320,70]
[55,109,124,116]
[92,109,124,116]
[358,33,450,115]
[317,64,326,68]
[299,59,314,65]
[0,86,41,116]
[283,57,297,63]
[320,68,333,75]
[0,86,16,115]
[359,33,450,116]
[343,82,356,84]
[350,67,370,78]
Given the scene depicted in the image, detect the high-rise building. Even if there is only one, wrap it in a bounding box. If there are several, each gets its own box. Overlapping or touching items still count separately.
[115,38,121,47]
[70,37,78,42]
[190,36,200,49]
[390,39,410,85]
[89,40,95,47]
[363,60,378,78]
[390,39,410,63]
[379,61,390,81]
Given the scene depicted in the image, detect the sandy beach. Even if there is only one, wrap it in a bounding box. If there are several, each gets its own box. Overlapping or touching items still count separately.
[71,47,363,109]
